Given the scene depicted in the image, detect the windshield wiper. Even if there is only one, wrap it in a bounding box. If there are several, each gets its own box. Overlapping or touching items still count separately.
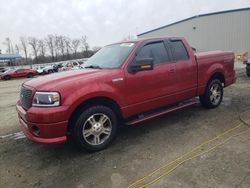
[84,64,102,69]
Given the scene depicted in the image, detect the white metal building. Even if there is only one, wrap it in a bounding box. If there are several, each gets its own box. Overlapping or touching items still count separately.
[138,8,250,54]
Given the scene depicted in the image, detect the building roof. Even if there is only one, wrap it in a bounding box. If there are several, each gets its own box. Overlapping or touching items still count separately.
[0,54,22,60]
[138,7,250,36]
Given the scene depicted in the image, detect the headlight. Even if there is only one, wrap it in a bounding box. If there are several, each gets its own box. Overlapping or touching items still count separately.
[32,92,60,107]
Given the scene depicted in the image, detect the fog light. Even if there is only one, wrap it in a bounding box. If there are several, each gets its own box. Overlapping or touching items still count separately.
[31,125,40,136]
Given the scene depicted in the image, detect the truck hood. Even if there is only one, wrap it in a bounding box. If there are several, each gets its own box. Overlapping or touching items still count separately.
[23,69,108,91]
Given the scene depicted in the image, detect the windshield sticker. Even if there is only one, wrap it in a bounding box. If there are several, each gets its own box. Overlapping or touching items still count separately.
[120,43,134,47]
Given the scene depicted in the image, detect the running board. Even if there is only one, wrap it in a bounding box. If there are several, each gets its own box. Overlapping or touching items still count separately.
[126,100,198,126]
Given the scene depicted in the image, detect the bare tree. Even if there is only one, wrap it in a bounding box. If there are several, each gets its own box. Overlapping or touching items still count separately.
[11,43,14,53]
[71,39,80,58]
[20,37,28,64]
[64,37,72,59]
[2,34,92,65]
[57,35,66,60]
[3,37,14,54]
[45,35,55,61]
[38,39,46,57]
[81,35,90,57]
[28,37,39,63]
[53,35,61,61]
[15,44,20,54]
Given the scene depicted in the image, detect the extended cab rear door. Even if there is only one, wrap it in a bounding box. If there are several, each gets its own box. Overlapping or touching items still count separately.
[167,39,197,101]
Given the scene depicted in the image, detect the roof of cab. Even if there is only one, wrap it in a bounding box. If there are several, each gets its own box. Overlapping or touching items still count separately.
[119,36,184,44]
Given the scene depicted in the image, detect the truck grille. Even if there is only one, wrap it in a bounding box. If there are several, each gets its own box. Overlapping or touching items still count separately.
[20,87,33,110]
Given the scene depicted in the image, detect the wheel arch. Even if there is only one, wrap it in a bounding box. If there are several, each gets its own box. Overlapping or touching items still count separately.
[67,96,122,134]
[4,74,11,80]
[208,71,225,86]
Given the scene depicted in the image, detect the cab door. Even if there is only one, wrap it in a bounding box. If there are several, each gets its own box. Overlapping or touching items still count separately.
[123,40,177,117]
[14,69,26,78]
[168,39,197,101]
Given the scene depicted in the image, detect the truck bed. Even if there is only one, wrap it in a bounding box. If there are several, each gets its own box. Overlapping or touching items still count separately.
[195,50,235,94]
[195,50,234,59]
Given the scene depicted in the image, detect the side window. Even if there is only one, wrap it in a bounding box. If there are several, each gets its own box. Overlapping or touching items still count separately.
[137,42,170,65]
[170,40,189,61]
[16,69,24,72]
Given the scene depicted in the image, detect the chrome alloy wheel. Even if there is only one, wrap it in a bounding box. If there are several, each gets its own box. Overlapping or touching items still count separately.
[209,83,222,105]
[82,113,112,146]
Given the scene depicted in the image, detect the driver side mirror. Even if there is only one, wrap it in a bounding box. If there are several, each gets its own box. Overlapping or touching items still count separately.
[128,58,154,73]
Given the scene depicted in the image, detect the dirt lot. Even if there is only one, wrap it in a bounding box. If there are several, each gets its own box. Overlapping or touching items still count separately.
[0,66,250,188]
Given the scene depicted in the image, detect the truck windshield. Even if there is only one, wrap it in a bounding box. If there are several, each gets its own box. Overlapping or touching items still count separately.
[84,43,135,69]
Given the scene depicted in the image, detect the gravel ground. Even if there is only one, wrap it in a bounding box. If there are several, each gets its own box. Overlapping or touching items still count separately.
[0,65,249,188]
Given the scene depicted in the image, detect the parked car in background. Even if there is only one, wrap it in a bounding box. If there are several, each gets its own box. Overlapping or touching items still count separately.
[35,66,45,75]
[0,67,7,73]
[58,61,81,72]
[246,59,250,77]
[35,65,57,75]
[42,65,55,74]
[17,37,236,151]
[71,61,81,67]
[78,60,85,66]
[52,64,60,72]
[1,68,38,80]
[56,63,63,69]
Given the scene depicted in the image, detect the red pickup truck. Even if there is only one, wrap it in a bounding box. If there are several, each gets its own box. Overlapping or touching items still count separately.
[16,37,236,151]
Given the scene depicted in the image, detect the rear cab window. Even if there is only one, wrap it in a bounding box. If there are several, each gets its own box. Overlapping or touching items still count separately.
[169,40,189,61]
[136,41,170,65]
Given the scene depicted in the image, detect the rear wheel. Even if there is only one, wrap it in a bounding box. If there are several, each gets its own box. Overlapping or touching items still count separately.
[72,105,118,152]
[4,75,11,80]
[199,79,223,108]
[48,70,53,74]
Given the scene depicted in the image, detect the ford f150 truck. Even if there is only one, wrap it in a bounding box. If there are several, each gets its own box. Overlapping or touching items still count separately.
[16,37,236,151]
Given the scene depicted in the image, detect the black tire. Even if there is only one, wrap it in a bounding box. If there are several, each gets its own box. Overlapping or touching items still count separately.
[199,79,223,109]
[48,70,53,74]
[27,73,34,78]
[247,71,250,77]
[4,75,11,80]
[72,105,118,152]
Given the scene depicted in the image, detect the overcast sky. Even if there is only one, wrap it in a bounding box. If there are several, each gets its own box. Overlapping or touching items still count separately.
[0,0,249,53]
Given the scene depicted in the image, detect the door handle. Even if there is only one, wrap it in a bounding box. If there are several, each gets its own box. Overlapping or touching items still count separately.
[169,69,175,73]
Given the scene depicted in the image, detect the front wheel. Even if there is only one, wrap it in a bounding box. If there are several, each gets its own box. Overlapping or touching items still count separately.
[72,105,118,152]
[27,73,34,78]
[199,79,223,108]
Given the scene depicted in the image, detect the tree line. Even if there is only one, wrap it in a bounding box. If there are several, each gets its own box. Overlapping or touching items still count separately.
[1,35,102,66]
